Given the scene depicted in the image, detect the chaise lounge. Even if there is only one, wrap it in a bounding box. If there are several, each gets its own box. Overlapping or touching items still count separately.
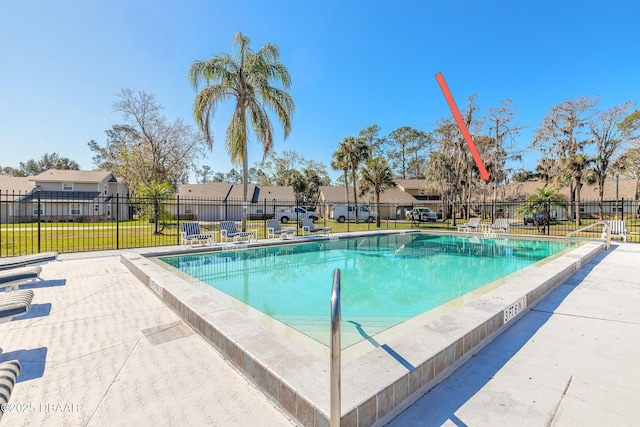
[0,266,42,292]
[301,218,331,237]
[0,252,57,271]
[603,220,627,242]
[0,290,35,323]
[220,221,256,243]
[457,217,481,232]
[0,360,21,421]
[489,218,510,234]
[181,222,214,247]
[267,219,296,240]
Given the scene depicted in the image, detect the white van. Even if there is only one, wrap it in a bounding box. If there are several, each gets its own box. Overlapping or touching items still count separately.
[330,205,377,223]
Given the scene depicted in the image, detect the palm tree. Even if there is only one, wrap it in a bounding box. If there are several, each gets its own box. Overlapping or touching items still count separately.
[560,153,593,226]
[189,31,294,230]
[359,157,396,227]
[138,181,174,235]
[331,142,351,207]
[516,187,566,234]
[338,136,370,223]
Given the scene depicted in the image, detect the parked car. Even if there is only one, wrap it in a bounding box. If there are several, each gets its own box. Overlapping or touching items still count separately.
[406,207,437,222]
[524,211,557,225]
[330,205,377,223]
[274,207,319,224]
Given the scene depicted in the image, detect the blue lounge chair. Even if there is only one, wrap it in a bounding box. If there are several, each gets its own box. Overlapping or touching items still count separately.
[267,219,295,240]
[0,252,57,271]
[301,218,331,237]
[220,221,256,243]
[0,266,42,292]
[0,360,21,421]
[181,222,214,247]
[457,217,481,232]
[0,290,34,323]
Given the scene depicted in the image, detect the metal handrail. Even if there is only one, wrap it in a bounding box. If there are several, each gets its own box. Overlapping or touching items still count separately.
[565,221,608,240]
[330,268,341,427]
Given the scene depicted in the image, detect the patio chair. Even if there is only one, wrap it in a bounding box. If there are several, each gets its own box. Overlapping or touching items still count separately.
[301,218,331,237]
[489,218,510,233]
[267,219,296,240]
[0,290,34,323]
[0,266,42,292]
[603,220,627,242]
[457,217,481,232]
[220,221,256,243]
[0,252,58,271]
[0,359,21,420]
[181,222,214,247]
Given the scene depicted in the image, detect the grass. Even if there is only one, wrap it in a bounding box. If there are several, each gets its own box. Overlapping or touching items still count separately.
[0,217,636,256]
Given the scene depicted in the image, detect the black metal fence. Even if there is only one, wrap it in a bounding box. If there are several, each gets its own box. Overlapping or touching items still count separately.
[1,189,638,257]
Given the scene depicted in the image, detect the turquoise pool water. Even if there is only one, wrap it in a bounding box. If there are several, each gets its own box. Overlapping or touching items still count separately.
[160,233,572,346]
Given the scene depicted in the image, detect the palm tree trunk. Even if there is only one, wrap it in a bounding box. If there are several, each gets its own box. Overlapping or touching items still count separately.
[351,169,359,224]
[242,147,249,232]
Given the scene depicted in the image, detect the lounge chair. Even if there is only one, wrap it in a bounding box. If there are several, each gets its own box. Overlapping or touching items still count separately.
[267,219,296,240]
[220,221,256,243]
[181,222,214,247]
[489,218,510,233]
[0,266,42,292]
[0,360,21,421]
[0,290,34,323]
[0,252,57,271]
[603,220,627,242]
[301,218,331,237]
[457,217,481,232]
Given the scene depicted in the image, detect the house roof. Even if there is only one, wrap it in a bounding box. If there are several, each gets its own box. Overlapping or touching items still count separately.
[395,179,439,193]
[176,183,296,203]
[0,176,35,195]
[30,169,115,183]
[318,185,419,205]
[254,186,296,202]
[500,178,637,202]
[176,183,233,199]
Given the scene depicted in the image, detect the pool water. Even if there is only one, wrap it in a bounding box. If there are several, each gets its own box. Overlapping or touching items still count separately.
[160,233,573,346]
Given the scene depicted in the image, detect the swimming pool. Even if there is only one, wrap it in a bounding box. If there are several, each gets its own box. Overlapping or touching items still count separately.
[159,233,574,347]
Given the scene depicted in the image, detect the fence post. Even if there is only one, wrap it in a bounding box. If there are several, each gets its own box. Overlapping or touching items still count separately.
[621,198,624,222]
[37,190,42,253]
[177,195,181,246]
[116,193,120,250]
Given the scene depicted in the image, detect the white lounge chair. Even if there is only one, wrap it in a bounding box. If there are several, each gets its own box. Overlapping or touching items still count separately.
[603,220,627,242]
[220,221,256,243]
[181,222,214,247]
[0,290,34,323]
[457,217,481,232]
[301,218,331,237]
[0,266,42,292]
[489,218,510,233]
[0,359,21,421]
[0,252,57,271]
[267,219,295,240]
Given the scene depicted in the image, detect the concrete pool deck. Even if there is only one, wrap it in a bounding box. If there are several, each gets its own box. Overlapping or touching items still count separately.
[0,235,638,426]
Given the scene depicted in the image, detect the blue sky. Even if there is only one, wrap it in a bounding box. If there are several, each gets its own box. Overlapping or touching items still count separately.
[2,0,639,182]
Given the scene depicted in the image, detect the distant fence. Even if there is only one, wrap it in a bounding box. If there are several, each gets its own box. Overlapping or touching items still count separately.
[1,190,638,256]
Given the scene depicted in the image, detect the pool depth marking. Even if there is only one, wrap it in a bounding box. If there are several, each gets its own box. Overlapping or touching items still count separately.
[435,72,490,181]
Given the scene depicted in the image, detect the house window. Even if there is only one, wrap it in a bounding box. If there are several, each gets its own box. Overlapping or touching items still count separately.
[184,205,193,215]
[70,203,81,215]
[104,184,108,195]
[32,204,44,215]
[63,183,73,191]
[94,204,99,213]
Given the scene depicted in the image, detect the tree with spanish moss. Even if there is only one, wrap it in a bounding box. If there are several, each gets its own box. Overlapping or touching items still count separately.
[189,31,294,230]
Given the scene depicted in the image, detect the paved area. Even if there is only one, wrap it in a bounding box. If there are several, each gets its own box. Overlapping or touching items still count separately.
[0,253,294,427]
[389,242,640,426]
[0,242,638,426]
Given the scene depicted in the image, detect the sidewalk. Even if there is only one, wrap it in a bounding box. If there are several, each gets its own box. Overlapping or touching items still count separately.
[388,242,640,426]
